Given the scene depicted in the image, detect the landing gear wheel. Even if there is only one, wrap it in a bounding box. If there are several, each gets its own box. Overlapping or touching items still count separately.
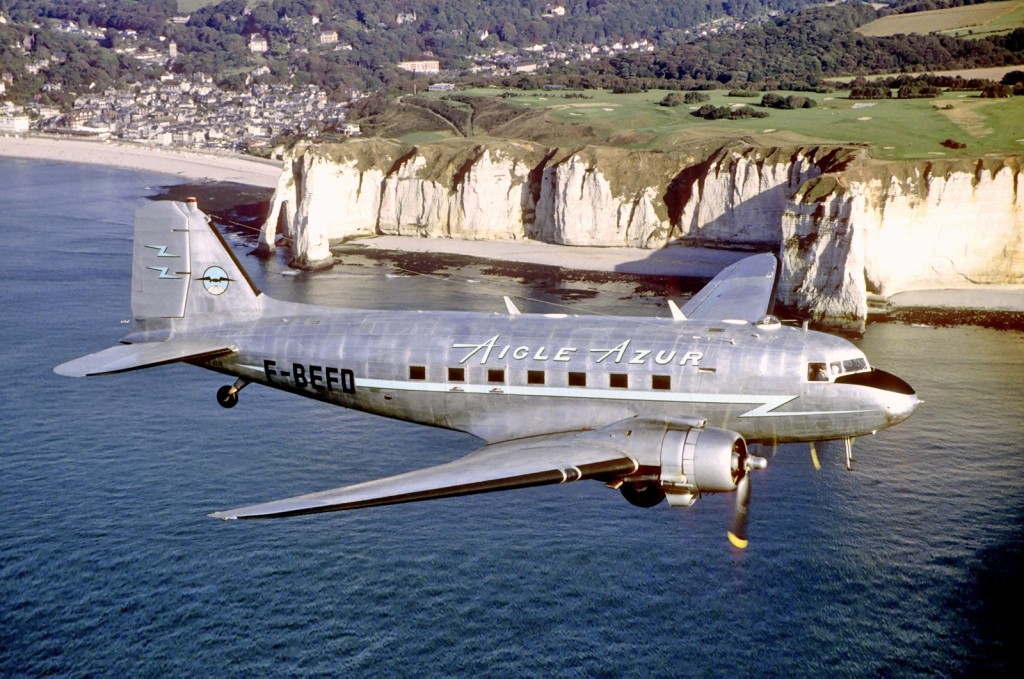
[620,481,665,508]
[217,385,238,409]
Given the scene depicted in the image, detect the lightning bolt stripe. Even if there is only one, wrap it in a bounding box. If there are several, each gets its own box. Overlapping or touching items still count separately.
[145,245,179,257]
[146,266,182,279]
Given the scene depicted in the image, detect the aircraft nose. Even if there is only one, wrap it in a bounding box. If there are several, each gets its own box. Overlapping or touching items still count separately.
[840,368,919,427]
[883,389,919,426]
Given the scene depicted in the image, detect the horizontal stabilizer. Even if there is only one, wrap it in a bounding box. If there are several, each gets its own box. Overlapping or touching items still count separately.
[682,253,778,322]
[54,340,234,377]
[211,432,638,519]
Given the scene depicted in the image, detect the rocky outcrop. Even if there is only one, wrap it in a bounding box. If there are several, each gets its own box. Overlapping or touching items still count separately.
[260,139,1023,323]
[781,158,1024,324]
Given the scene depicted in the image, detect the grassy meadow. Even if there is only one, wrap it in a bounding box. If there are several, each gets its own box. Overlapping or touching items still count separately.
[856,1,1024,39]
[177,0,266,13]
[416,87,1024,159]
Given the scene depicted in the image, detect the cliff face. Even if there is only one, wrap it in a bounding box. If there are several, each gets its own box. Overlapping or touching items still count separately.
[261,139,1023,322]
[263,139,854,255]
[780,159,1024,323]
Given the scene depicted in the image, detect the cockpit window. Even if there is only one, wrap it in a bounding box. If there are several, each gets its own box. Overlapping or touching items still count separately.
[843,357,868,373]
[808,362,829,382]
[809,356,870,382]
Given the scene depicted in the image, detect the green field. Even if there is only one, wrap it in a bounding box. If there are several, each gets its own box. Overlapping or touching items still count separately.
[176,0,217,12]
[177,0,267,13]
[856,1,1024,39]
[399,131,458,144]
[416,88,1024,159]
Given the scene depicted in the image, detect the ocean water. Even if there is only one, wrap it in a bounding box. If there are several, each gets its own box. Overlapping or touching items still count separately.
[2,157,1023,675]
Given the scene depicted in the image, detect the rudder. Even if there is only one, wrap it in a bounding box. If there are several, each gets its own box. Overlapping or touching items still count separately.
[131,199,260,322]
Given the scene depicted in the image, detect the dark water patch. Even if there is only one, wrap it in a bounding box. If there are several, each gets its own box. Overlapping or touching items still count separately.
[149,180,273,240]
[946,513,1024,675]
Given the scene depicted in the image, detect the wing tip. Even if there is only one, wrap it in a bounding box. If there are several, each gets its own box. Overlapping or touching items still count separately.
[53,362,87,378]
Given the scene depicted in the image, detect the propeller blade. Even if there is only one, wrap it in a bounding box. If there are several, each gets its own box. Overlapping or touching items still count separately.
[810,442,821,470]
[727,472,751,549]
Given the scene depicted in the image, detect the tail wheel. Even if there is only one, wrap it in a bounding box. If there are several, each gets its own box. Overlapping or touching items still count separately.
[216,385,238,409]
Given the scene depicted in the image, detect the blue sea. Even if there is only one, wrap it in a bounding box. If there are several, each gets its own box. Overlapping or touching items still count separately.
[2,157,1022,675]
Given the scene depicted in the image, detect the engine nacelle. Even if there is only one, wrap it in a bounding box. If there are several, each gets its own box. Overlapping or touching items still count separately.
[661,426,745,494]
[620,425,746,508]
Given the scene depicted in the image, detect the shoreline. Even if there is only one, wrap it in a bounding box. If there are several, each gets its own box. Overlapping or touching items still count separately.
[343,234,1024,319]
[0,135,281,188]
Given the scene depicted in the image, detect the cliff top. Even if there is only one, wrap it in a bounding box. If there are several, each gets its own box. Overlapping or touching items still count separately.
[371,88,1024,161]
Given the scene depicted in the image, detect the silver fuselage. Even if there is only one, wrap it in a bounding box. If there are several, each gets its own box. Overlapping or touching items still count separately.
[127,297,917,445]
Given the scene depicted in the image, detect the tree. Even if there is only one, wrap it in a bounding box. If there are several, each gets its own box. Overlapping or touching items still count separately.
[499,21,517,44]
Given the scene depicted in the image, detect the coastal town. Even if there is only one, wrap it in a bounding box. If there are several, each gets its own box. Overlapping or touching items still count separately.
[0,7,686,153]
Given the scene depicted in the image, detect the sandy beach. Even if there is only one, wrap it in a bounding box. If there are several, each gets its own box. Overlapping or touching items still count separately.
[354,235,752,278]
[0,135,282,187]
[352,236,1024,314]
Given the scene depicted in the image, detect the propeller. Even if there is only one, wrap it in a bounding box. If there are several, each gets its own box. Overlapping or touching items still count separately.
[810,438,855,471]
[727,447,767,549]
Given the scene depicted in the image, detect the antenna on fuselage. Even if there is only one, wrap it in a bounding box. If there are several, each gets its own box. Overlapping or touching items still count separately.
[503,296,522,315]
[667,299,686,321]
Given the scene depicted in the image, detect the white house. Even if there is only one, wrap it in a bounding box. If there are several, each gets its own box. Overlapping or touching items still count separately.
[397,60,440,73]
[249,34,268,53]
[0,115,30,133]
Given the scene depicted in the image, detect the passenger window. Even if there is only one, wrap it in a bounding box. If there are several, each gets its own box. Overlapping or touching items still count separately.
[807,362,828,382]
[610,373,628,389]
[527,370,545,385]
[409,366,426,380]
[568,372,587,387]
[487,369,505,383]
[652,375,671,390]
[448,367,465,382]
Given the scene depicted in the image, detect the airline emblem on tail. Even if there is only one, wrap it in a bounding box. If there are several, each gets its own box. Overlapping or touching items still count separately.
[199,266,231,295]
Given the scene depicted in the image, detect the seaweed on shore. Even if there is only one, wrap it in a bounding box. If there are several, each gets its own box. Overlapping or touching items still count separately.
[880,308,1024,332]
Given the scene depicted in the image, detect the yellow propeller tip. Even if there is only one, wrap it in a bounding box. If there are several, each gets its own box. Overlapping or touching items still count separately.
[728,532,748,549]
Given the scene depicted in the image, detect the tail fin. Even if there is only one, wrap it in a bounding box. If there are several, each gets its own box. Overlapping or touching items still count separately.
[132,199,261,321]
[54,200,258,378]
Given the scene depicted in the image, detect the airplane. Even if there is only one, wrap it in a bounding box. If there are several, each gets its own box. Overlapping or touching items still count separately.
[55,199,919,547]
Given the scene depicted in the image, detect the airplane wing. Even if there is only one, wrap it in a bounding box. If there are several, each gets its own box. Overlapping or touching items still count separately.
[54,340,234,377]
[210,432,640,519]
[681,253,778,322]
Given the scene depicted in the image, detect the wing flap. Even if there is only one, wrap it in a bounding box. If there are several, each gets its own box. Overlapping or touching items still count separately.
[681,253,778,322]
[54,340,234,377]
[211,434,638,520]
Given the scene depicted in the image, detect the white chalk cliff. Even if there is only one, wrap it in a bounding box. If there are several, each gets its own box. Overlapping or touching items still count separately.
[260,140,1023,321]
[780,159,1024,323]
